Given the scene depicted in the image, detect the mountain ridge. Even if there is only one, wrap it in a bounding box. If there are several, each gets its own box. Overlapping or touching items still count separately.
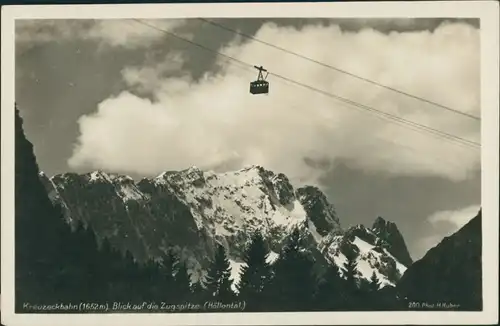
[40,165,413,289]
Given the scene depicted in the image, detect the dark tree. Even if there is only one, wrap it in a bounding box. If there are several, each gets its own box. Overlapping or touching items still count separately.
[343,250,359,292]
[142,259,162,301]
[190,280,205,303]
[160,249,179,302]
[342,250,361,309]
[369,271,381,292]
[357,277,373,310]
[98,237,125,301]
[204,244,235,302]
[122,250,141,300]
[270,227,316,311]
[237,231,273,310]
[354,271,384,311]
[161,249,178,281]
[175,261,193,301]
[316,260,346,310]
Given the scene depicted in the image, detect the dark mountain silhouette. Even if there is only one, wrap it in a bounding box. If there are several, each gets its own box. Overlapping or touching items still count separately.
[14,104,194,312]
[15,102,74,305]
[396,209,482,311]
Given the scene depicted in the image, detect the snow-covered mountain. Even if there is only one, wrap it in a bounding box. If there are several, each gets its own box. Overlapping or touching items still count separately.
[39,165,412,289]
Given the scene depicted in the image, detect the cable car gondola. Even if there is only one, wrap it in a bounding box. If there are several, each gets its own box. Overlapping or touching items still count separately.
[250,65,269,95]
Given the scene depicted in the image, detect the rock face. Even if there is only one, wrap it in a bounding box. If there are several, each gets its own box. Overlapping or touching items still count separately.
[396,210,482,310]
[372,217,413,267]
[318,223,409,289]
[40,165,411,287]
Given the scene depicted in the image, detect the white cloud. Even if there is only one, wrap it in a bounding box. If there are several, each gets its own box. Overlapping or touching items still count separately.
[16,19,187,50]
[427,204,481,228]
[68,21,481,185]
[87,19,187,49]
[121,52,185,95]
[416,204,481,259]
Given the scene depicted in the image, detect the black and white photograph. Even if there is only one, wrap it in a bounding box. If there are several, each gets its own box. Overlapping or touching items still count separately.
[1,2,499,326]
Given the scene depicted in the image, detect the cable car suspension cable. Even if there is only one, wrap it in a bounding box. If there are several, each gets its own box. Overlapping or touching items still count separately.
[197,18,481,122]
[129,19,480,150]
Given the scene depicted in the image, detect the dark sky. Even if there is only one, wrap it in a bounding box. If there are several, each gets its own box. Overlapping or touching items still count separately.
[15,17,481,260]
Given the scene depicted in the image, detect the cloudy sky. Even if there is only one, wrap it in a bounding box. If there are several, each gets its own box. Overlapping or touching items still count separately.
[15,17,481,260]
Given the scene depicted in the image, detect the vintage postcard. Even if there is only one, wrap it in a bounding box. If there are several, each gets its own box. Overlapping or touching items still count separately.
[1,2,499,325]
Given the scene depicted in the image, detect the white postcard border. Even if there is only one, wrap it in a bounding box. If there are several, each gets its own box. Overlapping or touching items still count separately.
[2,1,499,325]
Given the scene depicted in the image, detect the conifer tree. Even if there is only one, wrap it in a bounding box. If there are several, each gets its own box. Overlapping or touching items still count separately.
[175,261,193,301]
[142,259,162,301]
[204,244,235,302]
[161,249,179,302]
[369,271,381,292]
[98,237,120,301]
[353,271,382,311]
[79,223,103,300]
[342,250,361,309]
[237,231,273,310]
[343,250,359,291]
[270,227,316,311]
[162,249,178,280]
[191,279,206,303]
[357,277,371,292]
[357,277,373,310]
[316,260,345,310]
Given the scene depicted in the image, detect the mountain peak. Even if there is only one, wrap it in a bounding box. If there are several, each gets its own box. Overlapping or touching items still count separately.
[181,166,204,175]
[89,170,110,181]
[241,164,265,171]
[371,216,413,267]
[343,224,380,249]
[296,185,341,236]
[373,216,388,226]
